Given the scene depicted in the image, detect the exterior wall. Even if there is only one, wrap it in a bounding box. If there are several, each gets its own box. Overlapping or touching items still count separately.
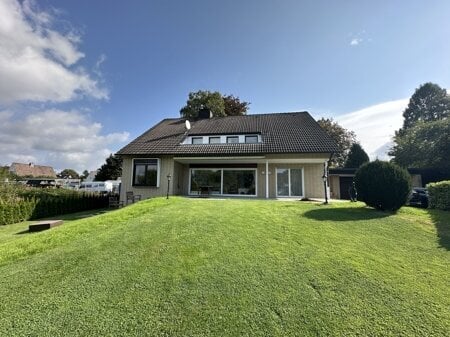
[265,163,325,199]
[411,174,422,188]
[120,155,175,202]
[121,154,329,200]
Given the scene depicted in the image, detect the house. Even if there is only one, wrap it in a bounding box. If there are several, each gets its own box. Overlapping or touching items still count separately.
[9,162,56,178]
[84,170,98,182]
[116,111,338,201]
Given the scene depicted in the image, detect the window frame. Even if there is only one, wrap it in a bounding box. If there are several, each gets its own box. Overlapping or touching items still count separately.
[245,135,259,143]
[275,167,304,197]
[191,137,203,144]
[131,158,160,187]
[209,136,221,144]
[226,136,239,144]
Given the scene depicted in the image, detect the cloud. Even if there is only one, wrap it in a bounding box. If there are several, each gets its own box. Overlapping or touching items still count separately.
[336,98,409,160]
[350,38,362,46]
[0,110,129,172]
[0,0,108,104]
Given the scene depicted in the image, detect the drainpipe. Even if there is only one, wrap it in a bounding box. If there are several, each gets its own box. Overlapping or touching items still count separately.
[265,160,269,199]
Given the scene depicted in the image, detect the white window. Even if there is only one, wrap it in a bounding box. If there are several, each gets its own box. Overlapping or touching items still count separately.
[245,135,258,143]
[227,136,239,143]
[192,137,203,144]
[209,137,221,144]
[276,168,304,197]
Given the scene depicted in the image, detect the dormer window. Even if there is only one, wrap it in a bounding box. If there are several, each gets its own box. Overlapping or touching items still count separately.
[209,137,220,144]
[226,136,239,143]
[245,135,258,143]
[192,137,203,144]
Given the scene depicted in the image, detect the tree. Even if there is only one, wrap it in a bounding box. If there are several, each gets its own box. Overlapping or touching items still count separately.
[95,154,122,181]
[180,90,250,118]
[344,143,370,168]
[355,160,411,212]
[390,119,450,168]
[317,118,356,167]
[223,94,250,116]
[58,169,79,179]
[81,170,89,180]
[399,82,450,134]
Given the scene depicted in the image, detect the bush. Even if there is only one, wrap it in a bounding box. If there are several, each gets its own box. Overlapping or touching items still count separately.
[0,184,109,226]
[427,180,450,210]
[354,160,411,211]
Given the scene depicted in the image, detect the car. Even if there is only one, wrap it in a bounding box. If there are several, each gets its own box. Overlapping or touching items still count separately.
[407,187,429,208]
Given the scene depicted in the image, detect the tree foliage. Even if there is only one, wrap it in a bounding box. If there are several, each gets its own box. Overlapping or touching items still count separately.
[180,90,250,118]
[355,160,411,212]
[390,82,450,168]
[390,119,450,168]
[399,82,450,133]
[95,154,122,181]
[317,118,356,167]
[344,143,370,168]
[223,95,250,116]
[58,169,79,179]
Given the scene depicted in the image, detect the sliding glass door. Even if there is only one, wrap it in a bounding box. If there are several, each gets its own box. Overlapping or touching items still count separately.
[190,168,256,196]
[276,168,304,197]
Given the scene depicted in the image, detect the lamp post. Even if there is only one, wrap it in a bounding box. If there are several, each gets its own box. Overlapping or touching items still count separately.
[322,173,328,204]
[166,174,172,199]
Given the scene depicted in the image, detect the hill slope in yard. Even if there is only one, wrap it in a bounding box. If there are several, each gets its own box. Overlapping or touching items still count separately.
[0,197,449,336]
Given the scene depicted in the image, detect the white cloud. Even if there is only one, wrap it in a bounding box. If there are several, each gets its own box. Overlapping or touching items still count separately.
[0,110,129,172]
[0,0,108,104]
[336,98,409,160]
[350,38,362,46]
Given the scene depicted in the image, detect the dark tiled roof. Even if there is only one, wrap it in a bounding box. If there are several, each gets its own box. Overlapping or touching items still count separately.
[117,112,338,156]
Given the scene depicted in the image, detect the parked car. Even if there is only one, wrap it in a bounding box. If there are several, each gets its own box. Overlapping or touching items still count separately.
[407,188,429,208]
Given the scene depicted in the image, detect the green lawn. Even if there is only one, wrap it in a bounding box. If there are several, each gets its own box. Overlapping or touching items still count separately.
[0,198,449,336]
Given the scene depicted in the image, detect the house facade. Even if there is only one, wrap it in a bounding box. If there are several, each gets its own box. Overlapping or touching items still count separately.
[116,111,338,201]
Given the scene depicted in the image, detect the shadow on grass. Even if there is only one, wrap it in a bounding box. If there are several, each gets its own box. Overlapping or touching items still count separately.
[428,209,450,251]
[303,207,392,222]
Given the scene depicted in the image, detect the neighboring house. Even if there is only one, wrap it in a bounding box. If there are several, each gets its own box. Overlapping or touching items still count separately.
[9,162,56,178]
[116,111,338,201]
[329,168,424,200]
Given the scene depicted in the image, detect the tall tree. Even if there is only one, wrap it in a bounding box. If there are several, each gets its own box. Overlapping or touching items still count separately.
[389,119,450,168]
[317,118,356,167]
[223,94,250,116]
[95,154,122,181]
[399,82,450,134]
[344,143,370,168]
[180,90,250,118]
[81,170,90,181]
[58,169,79,179]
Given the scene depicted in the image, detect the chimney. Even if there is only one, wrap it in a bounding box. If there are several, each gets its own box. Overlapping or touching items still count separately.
[198,106,212,119]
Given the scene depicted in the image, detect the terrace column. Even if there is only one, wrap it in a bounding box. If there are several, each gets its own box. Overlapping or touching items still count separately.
[265,160,269,199]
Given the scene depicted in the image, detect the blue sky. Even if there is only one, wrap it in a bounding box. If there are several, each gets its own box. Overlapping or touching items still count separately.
[1,0,449,171]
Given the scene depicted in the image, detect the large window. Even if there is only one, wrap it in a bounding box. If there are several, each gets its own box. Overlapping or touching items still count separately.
[226,136,239,143]
[133,159,159,187]
[276,168,303,197]
[190,169,221,195]
[190,168,256,196]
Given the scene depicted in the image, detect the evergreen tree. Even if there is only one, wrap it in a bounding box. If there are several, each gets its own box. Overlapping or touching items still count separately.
[95,154,122,181]
[344,143,370,168]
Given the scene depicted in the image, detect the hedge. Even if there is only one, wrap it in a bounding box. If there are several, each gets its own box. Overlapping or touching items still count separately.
[427,180,450,211]
[0,186,109,226]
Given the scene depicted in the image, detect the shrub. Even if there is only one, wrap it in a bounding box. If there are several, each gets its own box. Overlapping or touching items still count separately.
[427,180,450,210]
[354,160,411,211]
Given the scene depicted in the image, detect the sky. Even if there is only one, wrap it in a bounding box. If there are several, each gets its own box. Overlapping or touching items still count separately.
[1,0,449,172]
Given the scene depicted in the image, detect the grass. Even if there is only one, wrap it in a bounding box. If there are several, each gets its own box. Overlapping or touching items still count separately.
[0,197,448,336]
